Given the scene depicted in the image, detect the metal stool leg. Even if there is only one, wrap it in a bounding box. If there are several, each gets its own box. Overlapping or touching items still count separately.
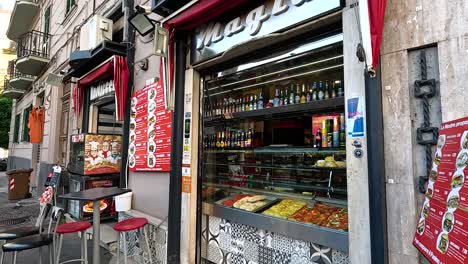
[55,234,63,264]
[39,247,43,264]
[0,251,4,264]
[143,226,152,264]
[122,232,127,264]
[81,232,85,263]
[83,232,87,264]
[49,245,53,264]
[12,252,17,264]
[116,232,120,264]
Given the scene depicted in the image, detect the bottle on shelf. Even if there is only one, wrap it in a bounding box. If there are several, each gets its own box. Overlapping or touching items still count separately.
[258,92,264,109]
[331,82,337,98]
[253,95,258,110]
[273,88,280,107]
[283,88,289,106]
[289,84,295,105]
[240,131,245,148]
[315,129,322,150]
[216,132,221,148]
[295,84,301,104]
[300,83,307,103]
[321,119,328,148]
[327,119,333,148]
[246,128,253,148]
[220,131,226,148]
[279,89,284,106]
[318,81,325,100]
[249,95,255,110]
[340,113,346,147]
[324,81,330,100]
[306,83,311,102]
[312,82,317,101]
[336,80,344,97]
[333,116,340,148]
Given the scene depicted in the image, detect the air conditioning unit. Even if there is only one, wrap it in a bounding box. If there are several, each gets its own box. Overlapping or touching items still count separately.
[79,15,113,51]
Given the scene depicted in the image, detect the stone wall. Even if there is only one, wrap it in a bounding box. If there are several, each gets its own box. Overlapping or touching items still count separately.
[381,0,468,263]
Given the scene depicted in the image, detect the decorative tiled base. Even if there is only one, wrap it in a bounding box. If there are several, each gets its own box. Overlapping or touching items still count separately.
[202,215,349,264]
[119,212,167,264]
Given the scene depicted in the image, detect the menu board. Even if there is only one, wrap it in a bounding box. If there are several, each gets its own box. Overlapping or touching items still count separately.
[128,82,172,172]
[413,116,468,264]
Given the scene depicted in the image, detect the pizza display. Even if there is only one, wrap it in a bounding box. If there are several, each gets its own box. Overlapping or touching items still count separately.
[288,203,348,231]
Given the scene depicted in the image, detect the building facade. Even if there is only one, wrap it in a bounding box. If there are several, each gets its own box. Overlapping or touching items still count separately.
[3,0,467,264]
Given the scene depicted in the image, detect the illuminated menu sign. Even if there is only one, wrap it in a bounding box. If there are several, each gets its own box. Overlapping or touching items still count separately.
[414,116,468,264]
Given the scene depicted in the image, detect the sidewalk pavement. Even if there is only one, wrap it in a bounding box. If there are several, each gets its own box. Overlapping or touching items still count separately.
[0,172,118,264]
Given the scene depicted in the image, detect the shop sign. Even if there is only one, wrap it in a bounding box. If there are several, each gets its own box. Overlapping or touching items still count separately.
[413,116,468,264]
[90,80,114,101]
[192,0,343,63]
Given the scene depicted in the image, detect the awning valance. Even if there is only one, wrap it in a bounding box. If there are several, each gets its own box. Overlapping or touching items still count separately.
[73,55,129,121]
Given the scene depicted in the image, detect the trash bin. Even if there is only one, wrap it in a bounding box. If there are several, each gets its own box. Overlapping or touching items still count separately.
[6,168,33,200]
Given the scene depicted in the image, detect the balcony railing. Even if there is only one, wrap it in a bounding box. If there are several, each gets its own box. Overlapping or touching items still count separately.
[7,60,34,79]
[17,30,51,59]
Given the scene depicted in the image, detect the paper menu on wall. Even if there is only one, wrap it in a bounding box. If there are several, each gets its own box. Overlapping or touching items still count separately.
[128,81,172,172]
[413,116,468,264]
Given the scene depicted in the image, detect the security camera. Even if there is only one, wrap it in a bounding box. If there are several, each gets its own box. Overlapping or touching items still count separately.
[59,69,67,75]
[135,5,151,14]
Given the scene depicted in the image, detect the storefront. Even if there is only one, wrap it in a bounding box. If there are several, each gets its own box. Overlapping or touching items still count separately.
[162,0,386,263]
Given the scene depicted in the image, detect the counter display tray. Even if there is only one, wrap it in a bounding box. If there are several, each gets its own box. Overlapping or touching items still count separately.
[203,201,348,252]
[216,194,279,213]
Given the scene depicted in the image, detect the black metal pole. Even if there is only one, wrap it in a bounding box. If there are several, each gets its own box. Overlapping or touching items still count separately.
[167,32,186,264]
[120,0,135,188]
[365,67,388,264]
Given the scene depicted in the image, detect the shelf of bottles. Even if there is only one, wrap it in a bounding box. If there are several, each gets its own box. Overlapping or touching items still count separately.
[204,80,344,123]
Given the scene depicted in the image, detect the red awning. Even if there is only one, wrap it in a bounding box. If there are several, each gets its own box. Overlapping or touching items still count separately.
[72,55,129,121]
[165,0,255,30]
[359,0,387,74]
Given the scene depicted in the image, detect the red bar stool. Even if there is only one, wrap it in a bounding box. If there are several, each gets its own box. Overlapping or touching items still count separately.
[55,221,92,264]
[113,217,152,264]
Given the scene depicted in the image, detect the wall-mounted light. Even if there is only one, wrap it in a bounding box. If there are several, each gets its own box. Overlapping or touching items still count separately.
[128,5,158,36]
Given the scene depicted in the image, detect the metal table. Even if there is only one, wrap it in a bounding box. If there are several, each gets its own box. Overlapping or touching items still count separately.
[59,187,131,264]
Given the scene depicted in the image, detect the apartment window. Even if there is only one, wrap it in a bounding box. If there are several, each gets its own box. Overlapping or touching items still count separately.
[13,114,21,143]
[22,106,32,142]
[44,6,51,36]
[66,0,75,14]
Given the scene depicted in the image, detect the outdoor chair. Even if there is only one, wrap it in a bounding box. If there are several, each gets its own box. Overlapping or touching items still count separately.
[0,204,61,264]
[0,202,50,262]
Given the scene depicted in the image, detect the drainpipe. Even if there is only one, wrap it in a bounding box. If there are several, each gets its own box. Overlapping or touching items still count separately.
[120,0,135,188]
[167,32,186,264]
[365,68,388,264]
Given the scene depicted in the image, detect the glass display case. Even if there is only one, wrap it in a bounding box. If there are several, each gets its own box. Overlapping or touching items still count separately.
[200,34,349,250]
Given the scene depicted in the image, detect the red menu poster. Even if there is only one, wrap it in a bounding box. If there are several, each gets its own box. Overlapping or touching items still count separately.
[128,81,172,172]
[413,116,468,264]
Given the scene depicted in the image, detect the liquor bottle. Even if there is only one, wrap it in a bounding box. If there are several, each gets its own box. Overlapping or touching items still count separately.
[245,96,250,111]
[315,129,322,150]
[216,132,221,148]
[321,120,328,148]
[240,131,245,148]
[289,84,295,105]
[253,95,258,110]
[333,117,340,148]
[337,80,344,97]
[258,92,264,109]
[273,89,280,107]
[246,129,253,148]
[331,82,337,98]
[327,119,333,148]
[220,131,225,148]
[318,81,324,100]
[300,84,307,103]
[249,95,255,110]
[283,88,289,106]
[279,89,284,106]
[306,83,311,102]
[339,113,346,147]
[225,130,230,149]
[295,84,301,104]
[324,81,330,100]
[312,82,317,101]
